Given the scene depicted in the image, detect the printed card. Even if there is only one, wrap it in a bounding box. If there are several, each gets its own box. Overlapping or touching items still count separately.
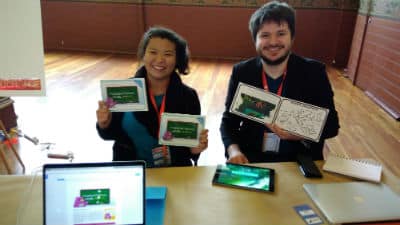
[275,98,329,142]
[230,82,281,124]
[159,113,206,148]
[100,79,148,112]
[230,82,329,142]
[293,204,324,225]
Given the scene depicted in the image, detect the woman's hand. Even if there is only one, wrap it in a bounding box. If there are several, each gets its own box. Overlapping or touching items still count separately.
[190,129,209,154]
[96,101,112,129]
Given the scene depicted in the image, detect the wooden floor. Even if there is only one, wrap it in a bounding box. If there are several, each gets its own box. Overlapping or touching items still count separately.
[1,51,399,178]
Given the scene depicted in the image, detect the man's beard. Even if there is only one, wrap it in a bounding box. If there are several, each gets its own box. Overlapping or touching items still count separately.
[260,49,291,66]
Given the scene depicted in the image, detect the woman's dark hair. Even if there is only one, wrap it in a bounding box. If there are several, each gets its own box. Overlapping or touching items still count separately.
[249,1,296,42]
[137,26,190,75]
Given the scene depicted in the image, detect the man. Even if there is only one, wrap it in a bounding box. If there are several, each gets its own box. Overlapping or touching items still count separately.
[220,1,340,163]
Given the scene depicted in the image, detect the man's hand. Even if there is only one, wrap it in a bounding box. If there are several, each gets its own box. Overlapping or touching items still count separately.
[265,123,303,141]
[227,144,249,164]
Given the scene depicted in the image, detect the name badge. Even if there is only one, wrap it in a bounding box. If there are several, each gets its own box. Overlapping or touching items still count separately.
[262,132,280,153]
[152,146,171,166]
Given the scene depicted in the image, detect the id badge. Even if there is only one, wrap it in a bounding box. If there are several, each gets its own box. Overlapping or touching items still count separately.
[262,132,280,153]
[152,146,171,166]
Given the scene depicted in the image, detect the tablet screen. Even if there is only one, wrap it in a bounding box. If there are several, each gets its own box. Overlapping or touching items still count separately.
[212,163,275,192]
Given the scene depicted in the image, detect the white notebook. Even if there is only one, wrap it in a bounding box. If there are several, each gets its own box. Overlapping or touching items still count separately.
[322,153,382,183]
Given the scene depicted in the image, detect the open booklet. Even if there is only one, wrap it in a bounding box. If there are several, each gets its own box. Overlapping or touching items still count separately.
[230,82,329,142]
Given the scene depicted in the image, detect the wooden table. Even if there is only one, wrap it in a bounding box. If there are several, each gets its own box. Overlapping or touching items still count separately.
[0,161,399,225]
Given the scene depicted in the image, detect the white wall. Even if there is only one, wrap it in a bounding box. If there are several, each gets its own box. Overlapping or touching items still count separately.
[0,0,45,96]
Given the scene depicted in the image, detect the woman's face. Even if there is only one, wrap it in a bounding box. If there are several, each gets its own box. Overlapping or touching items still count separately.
[143,37,177,82]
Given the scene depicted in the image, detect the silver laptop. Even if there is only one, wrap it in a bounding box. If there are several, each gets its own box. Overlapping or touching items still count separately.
[43,161,146,225]
[303,182,400,224]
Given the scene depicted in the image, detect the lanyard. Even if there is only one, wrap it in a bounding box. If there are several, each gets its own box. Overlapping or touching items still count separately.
[262,69,287,96]
[148,90,169,157]
[149,92,166,130]
[148,93,170,160]
[148,90,170,156]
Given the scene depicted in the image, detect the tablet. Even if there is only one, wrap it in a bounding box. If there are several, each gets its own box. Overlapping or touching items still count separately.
[212,163,275,192]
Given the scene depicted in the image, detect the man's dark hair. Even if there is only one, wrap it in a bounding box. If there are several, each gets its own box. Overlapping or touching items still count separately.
[137,26,190,75]
[249,1,296,42]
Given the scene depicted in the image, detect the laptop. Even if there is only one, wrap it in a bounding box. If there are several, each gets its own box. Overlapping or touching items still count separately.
[43,161,146,225]
[303,182,400,224]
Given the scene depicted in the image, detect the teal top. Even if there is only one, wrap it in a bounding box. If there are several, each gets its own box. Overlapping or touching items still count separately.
[122,95,164,167]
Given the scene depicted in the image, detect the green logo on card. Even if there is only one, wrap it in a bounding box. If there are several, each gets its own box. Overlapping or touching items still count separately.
[166,121,198,139]
[80,189,110,205]
[236,93,276,119]
[107,86,139,104]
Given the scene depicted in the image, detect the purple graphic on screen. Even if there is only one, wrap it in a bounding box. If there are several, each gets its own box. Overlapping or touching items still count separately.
[73,196,88,208]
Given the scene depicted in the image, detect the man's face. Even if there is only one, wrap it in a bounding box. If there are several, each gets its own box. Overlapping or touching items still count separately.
[255,21,293,66]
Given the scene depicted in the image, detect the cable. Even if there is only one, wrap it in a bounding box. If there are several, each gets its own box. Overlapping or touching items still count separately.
[16,166,43,225]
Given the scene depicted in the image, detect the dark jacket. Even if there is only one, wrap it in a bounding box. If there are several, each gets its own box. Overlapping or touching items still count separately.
[97,66,201,166]
[220,54,340,162]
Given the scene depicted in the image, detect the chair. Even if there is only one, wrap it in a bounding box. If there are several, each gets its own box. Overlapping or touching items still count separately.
[0,120,25,174]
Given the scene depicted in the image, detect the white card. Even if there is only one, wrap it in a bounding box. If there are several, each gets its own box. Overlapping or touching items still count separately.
[100,78,148,112]
[159,113,205,148]
[230,82,281,124]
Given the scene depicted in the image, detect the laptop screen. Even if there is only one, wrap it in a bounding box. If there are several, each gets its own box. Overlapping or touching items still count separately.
[43,161,145,225]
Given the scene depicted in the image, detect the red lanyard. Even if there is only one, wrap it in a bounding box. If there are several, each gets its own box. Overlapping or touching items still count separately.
[149,92,166,133]
[149,93,169,157]
[262,69,287,96]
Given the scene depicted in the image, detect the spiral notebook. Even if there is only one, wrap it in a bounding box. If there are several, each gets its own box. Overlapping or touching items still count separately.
[322,153,382,183]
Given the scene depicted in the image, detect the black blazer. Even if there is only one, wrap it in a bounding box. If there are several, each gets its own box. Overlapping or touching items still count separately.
[97,66,201,166]
[220,54,340,162]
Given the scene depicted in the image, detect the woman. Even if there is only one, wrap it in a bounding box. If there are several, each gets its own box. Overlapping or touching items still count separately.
[96,27,208,167]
